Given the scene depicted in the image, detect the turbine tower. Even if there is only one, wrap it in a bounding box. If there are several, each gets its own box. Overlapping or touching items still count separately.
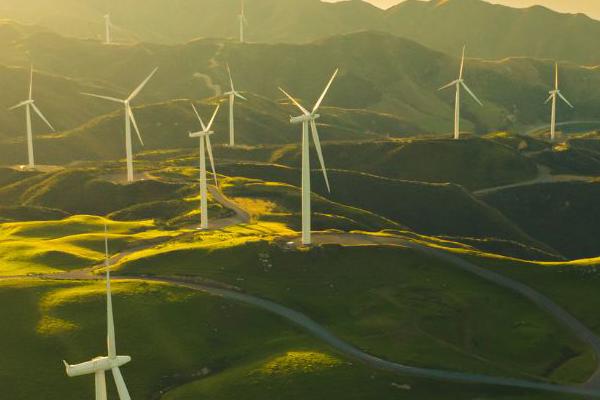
[224,64,247,146]
[238,0,248,43]
[189,104,220,229]
[439,46,483,140]
[545,63,574,142]
[82,68,158,183]
[104,14,112,45]
[9,65,55,169]
[63,226,132,400]
[279,69,338,246]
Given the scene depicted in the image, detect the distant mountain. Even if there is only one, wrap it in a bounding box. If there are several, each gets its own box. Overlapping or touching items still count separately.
[3,0,600,64]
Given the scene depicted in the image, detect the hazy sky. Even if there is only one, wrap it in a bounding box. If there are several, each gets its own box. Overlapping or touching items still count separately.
[328,0,600,19]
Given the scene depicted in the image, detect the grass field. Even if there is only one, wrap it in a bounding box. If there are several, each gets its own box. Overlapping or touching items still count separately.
[115,240,595,384]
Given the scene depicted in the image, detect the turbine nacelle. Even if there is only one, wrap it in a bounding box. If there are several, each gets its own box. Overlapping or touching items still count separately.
[189,130,215,138]
[290,113,319,125]
[63,356,131,378]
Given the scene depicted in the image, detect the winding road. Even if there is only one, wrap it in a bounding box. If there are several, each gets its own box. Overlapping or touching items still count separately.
[4,186,600,397]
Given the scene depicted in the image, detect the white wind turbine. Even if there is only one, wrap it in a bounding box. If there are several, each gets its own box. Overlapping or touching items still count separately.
[82,68,158,183]
[545,63,574,142]
[279,69,338,246]
[63,226,132,400]
[104,14,112,45]
[238,0,248,43]
[439,46,483,140]
[189,104,220,229]
[9,65,55,169]
[224,64,247,146]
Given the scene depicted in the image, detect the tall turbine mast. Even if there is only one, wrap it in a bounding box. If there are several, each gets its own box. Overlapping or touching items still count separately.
[9,65,55,169]
[63,224,133,400]
[190,104,220,229]
[439,46,483,140]
[239,0,248,43]
[545,63,574,142]
[104,14,112,45]
[224,64,247,146]
[82,68,158,182]
[279,69,338,245]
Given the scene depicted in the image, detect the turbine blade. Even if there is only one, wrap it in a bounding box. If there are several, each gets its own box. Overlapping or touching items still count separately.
[9,100,30,110]
[459,45,466,79]
[438,80,458,91]
[81,92,124,104]
[191,104,207,131]
[128,67,158,102]
[206,135,219,187]
[558,92,574,109]
[29,65,33,100]
[544,94,554,104]
[112,368,131,400]
[127,106,144,146]
[206,104,220,131]
[313,68,339,113]
[310,119,331,193]
[555,62,559,91]
[461,81,483,106]
[278,87,309,115]
[235,91,247,101]
[31,103,55,132]
[227,64,235,92]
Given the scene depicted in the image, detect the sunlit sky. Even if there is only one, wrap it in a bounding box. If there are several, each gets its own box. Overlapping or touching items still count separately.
[325,0,600,19]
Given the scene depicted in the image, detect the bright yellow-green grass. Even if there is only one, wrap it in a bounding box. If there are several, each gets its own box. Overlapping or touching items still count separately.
[0,278,318,400]
[0,215,178,276]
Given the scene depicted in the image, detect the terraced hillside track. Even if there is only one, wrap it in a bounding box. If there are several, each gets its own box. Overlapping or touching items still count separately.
[474,164,596,196]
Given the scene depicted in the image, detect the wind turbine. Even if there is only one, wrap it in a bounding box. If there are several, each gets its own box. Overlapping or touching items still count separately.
[63,226,132,400]
[189,104,220,230]
[238,0,248,43]
[439,46,483,140]
[82,68,158,183]
[224,64,247,146]
[279,69,338,246]
[9,65,55,169]
[545,63,574,142]
[104,14,112,45]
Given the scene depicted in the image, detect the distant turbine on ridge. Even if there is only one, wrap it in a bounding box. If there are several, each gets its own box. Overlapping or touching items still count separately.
[104,14,112,45]
[279,69,338,246]
[238,0,248,43]
[189,104,220,229]
[63,225,132,400]
[439,46,483,140]
[224,64,247,146]
[545,63,574,142]
[82,68,158,183]
[9,65,55,169]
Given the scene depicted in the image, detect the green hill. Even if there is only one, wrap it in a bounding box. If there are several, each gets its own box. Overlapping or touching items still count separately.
[479,181,600,259]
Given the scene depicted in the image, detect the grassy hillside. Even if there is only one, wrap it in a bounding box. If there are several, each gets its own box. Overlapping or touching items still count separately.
[271,137,539,190]
[216,162,552,257]
[115,240,594,384]
[480,181,600,259]
[0,27,599,154]
[0,96,415,165]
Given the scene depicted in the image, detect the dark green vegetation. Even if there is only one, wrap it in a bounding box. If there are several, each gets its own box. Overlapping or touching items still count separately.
[3,0,600,65]
[481,181,600,259]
